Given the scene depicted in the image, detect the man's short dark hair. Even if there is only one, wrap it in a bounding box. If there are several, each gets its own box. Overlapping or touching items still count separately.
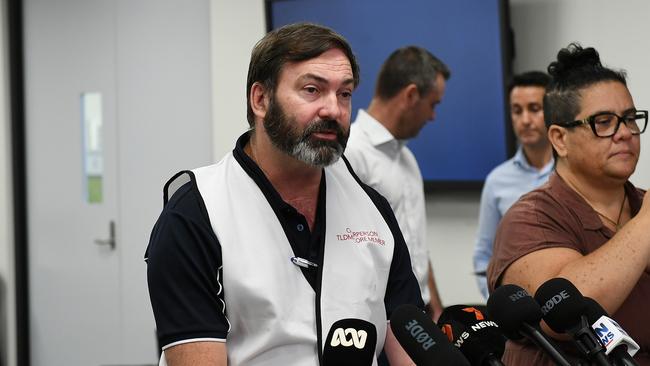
[374,46,450,100]
[246,22,360,127]
[508,71,551,95]
[543,43,627,129]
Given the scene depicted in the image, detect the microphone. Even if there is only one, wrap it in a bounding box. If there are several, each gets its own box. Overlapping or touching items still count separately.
[390,304,471,365]
[438,305,506,366]
[487,284,573,366]
[583,297,640,366]
[322,318,377,366]
[534,278,612,366]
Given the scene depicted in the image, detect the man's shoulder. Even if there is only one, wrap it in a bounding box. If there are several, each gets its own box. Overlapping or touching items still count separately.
[344,125,383,178]
[347,122,375,148]
[485,156,519,181]
[159,172,209,222]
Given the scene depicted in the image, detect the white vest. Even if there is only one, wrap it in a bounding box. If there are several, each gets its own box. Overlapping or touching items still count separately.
[186,153,396,365]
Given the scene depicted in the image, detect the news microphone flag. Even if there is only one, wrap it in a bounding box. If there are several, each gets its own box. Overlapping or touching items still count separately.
[591,315,640,357]
[438,305,506,366]
[322,318,377,366]
[583,297,640,366]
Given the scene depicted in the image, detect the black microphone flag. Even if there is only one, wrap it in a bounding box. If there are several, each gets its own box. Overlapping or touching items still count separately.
[322,318,377,366]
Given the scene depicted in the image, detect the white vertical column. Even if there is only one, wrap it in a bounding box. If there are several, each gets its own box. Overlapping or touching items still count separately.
[210,0,266,161]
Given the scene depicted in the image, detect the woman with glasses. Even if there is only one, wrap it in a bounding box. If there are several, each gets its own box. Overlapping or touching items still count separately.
[487,43,650,365]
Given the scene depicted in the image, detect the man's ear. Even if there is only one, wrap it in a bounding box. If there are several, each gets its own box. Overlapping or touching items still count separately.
[402,83,420,107]
[548,124,569,158]
[250,82,269,120]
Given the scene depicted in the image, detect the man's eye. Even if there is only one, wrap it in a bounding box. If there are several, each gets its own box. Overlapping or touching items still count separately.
[340,91,352,99]
[305,86,318,94]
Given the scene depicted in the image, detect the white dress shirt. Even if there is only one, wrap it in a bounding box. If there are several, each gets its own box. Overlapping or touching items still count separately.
[345,109,431,304]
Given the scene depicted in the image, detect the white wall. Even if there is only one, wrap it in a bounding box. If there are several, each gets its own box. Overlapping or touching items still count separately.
[427,192,484,305]
[511,0,650,187]
[0,0,15,364]
[210,0,265,161]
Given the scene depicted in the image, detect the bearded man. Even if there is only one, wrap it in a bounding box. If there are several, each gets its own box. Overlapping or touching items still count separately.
[145,22,424,366]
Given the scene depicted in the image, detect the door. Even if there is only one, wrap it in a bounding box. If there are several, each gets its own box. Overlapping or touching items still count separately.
[24,1,212,365]
[25,1,121,364]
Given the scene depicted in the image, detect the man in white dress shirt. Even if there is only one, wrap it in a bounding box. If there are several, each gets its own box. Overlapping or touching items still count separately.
[345,46,450,320]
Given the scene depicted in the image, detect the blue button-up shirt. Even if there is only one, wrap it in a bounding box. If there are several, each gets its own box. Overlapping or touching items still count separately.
[473,147,554,299]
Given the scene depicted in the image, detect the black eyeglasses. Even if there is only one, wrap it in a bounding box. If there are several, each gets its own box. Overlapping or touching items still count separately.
[556,110,648,138]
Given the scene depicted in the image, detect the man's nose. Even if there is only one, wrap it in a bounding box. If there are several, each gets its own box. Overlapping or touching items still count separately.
[319,92,342,120]
[521,110,533,125]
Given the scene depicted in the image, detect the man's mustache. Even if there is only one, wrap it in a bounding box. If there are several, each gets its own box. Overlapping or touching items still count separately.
[301,119,347,143]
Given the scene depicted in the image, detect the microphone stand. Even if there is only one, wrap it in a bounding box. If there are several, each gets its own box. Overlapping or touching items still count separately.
[571,316,612,366]
[521,323,573,366]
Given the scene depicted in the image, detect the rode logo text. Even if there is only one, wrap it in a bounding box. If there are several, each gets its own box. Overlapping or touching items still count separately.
[508,289,529,302]
[404,319,436,350]
[540,290,570,315]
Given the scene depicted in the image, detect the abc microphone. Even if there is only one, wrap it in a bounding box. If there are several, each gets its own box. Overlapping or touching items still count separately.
[534,278,612,366]
[390,304,470,365]
[322,318,377,366]
[583,297,640,366]
[487,284,573,366]
[438,305,507,366]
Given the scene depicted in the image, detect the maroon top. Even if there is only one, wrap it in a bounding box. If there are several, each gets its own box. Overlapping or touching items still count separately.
[487,172,650,365]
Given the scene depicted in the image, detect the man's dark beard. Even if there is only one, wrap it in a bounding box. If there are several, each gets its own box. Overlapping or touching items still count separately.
[263,95,348,167]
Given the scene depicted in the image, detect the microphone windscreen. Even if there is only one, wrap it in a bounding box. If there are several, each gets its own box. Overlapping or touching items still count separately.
[438,305,506,365]
[390,304,470,366]
[322,318,377,366]
[582,297,608,322]
[487,284,543,340]
[533,277,585,333]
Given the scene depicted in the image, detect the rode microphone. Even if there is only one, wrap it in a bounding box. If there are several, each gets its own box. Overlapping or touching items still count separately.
[390,304,470,365]
[534,278,612,366]
[322,318,377,366]
[487,284,573,366]
[583,297,640,366]
[438,305,506,366]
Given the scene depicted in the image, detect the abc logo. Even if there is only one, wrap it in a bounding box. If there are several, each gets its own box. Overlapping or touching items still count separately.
[330,328,368,349]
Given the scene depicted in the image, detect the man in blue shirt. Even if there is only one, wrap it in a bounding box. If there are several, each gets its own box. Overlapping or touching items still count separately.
[473,71,553,299]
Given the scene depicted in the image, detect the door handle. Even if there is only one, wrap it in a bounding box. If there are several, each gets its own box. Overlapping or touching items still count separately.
[94,220,116,250]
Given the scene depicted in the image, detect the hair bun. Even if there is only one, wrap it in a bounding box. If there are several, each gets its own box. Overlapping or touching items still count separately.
[547,43,602,78]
